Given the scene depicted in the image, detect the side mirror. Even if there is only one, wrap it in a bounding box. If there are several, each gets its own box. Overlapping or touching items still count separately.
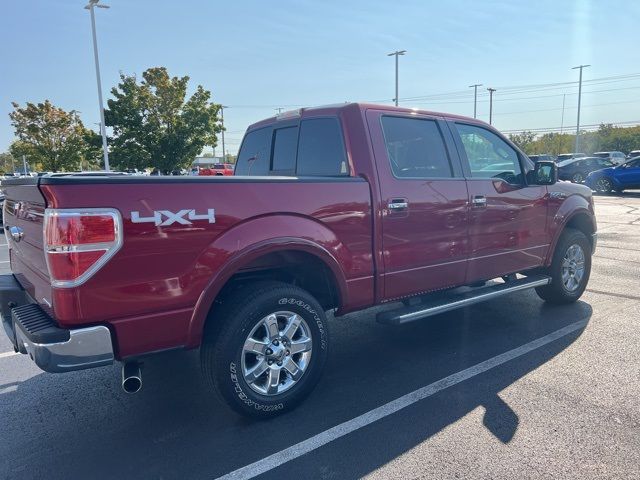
[532,160,557,185]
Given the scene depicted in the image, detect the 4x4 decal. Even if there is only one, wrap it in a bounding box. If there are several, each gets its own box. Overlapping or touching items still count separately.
[131,209,216,226]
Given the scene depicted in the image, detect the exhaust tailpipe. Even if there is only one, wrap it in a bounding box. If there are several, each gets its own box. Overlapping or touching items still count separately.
[122,362,142,394]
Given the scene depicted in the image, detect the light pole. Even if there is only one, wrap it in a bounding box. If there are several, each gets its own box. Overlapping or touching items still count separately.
[469,83,483,119]
[387,50,406,106]
[85,0,110,171]
[220,105,228,161]
[487,88,496,125]
[572,64,591,153]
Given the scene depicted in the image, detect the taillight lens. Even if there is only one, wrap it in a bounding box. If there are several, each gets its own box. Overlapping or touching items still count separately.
[44,209,122,287]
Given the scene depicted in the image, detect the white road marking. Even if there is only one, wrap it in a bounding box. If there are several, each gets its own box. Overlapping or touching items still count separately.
[217,319,588,480]
[0,351,18,359]
[0,260,10,264]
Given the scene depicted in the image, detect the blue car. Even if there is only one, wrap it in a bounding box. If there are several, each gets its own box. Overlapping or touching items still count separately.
[586,157,640,193]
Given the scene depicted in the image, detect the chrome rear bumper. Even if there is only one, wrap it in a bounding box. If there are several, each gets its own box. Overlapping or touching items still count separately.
[14,322,114,373]
[1,274,114,373]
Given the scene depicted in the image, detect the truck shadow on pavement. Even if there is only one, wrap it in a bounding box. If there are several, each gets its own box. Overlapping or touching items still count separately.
[0,293,591,480]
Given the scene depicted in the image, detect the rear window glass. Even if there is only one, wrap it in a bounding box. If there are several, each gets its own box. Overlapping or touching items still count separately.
[235,127,271,175]
[271,127,298,174]
[296,118,348,176]
[380,116,453,178]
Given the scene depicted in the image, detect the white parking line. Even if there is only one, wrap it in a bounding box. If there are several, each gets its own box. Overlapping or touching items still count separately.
[0,351,18,359]
[217,319,588,480]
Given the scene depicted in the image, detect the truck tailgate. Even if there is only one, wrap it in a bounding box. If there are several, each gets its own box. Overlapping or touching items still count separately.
[2,179,52,310]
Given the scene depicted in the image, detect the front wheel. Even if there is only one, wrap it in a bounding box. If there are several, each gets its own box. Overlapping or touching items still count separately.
[201,281,329,418]
[536,228,591,304]
[571,172,584,183]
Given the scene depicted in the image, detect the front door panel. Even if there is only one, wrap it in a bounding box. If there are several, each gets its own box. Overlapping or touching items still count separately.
[448,121,549,283]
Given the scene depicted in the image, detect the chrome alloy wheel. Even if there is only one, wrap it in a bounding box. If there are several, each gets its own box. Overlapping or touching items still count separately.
[241,311,313,396]
[561,244,586,292]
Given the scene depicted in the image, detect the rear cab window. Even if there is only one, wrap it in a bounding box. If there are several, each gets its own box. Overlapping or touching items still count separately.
[235,127,272,175]
[236,115,349,177]
[297,118,348,176]
[271,127,298,175]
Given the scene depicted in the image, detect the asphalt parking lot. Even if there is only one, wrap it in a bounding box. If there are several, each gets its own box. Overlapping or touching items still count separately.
[1,193,639,480]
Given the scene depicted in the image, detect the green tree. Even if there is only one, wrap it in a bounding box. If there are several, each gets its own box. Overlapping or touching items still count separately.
[508,131,536,152]
[0,152,16,173]
[9,100,96,172]
[105,67,222,173]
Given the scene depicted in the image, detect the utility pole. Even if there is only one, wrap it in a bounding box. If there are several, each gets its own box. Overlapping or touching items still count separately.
[487,88,496,125]
[220,105,228,161]
[85,0,111,171]
[22,155,28,174]
[469,83,483,118]
[275,108,284,114]
[572,64,590,153]
[387,50,406,106]
[560,94,566,134]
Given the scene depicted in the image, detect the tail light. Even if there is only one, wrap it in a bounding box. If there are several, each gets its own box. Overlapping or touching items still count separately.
[44,209,123,287]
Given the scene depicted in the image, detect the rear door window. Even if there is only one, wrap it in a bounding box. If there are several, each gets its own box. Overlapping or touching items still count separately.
[380,116,453,178]
[296,118,348,176]
[271,127,299,175]
[235,127,271,175]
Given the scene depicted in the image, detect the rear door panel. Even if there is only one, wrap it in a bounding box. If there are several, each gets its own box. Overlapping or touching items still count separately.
[366,109,469,300]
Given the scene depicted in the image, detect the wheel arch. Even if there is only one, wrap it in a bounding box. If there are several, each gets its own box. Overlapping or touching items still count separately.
[186,219,350,348]
[546,202,596,266]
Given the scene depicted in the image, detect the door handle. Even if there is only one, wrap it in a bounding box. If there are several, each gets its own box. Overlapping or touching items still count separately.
[388,199,408,210]
[471,195,487,208]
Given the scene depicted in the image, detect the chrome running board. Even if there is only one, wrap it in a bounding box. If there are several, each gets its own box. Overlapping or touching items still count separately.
[377,275,551,325]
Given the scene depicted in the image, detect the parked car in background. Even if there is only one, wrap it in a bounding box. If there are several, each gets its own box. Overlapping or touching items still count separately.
[627,150,640,159]
[593,151,626,165]
[199,163,234,176]
[528,154,555,163]
[586,156,640,193]
[558,157,615,183]
[557,153,587,162]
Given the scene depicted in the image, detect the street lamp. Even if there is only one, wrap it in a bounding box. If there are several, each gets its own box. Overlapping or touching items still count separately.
[220,105,228,161]
[387,50,406,106]
[572,64,591,153]
[469,83,483,119]
[85,0,110,171]
[487,88,496,125]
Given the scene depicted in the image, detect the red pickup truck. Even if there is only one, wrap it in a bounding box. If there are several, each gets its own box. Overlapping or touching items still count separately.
[1,103,596,418]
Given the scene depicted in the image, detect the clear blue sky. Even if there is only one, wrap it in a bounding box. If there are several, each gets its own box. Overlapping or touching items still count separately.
[1,0,639,155]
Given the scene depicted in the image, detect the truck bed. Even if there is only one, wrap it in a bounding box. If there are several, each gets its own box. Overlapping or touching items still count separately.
[2,174,374,357]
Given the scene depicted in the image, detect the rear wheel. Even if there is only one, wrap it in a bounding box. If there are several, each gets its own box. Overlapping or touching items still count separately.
[536,228,591,304]
[571,172,584,183]
[201,281,329,418]
[594,177,613,194]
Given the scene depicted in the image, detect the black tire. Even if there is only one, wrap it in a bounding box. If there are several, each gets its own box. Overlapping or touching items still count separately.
[201,281,329,419]
[571,172,584,183]
[594,177,613,194]
[535,228,591,304]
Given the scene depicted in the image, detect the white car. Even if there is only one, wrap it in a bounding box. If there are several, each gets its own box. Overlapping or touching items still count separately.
[593,151,627,165]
